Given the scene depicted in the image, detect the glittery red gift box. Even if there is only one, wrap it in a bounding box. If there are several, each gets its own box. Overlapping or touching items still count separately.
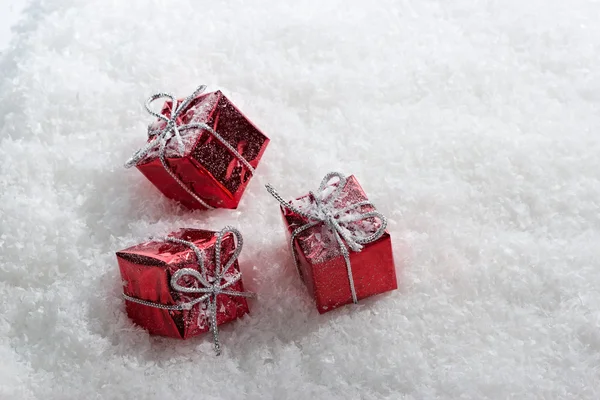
[280,176,397,313]
[116,228,250,339]
[135,91,269,209]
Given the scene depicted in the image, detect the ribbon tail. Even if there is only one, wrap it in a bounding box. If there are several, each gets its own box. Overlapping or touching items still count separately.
[124,137,160,168]
[289,229,303,281]
[265,184,313,219]
[333,230,358,304]
[172,126,186,156]
[220,289,256,298]
[209,296,221,356]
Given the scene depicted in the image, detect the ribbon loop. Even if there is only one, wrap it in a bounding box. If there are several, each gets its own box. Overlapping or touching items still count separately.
[175,84,207,117]
[125,85,255,210]
[144,92,176,122]
[170,268,211,294]
[122,227,255,355]
[266,172,388,305]
[215,226,244,278]
[317,171,347,203]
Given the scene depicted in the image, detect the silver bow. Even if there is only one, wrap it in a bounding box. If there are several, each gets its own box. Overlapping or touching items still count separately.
[122,226,255,355]
[124,85,255,209]
[266,172,387,304]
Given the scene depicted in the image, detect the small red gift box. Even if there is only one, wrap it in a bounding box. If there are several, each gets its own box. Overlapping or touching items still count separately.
[116,227,253,353]
[125,85,269,210]
[267,172,397,314]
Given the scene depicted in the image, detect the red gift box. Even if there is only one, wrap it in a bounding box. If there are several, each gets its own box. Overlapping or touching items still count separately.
[125,85,269,210]
[267,172,397,314]
[116,227,253,354]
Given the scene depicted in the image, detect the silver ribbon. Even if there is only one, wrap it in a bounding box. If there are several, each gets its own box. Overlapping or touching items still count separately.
[122,226,255,355]
[266,172,387,304]
[124,85,255,209]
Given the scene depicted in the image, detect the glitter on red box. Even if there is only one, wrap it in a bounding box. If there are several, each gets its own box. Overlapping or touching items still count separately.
[128,87,269,210]
[116,228,251,340]
[270,173,397,314]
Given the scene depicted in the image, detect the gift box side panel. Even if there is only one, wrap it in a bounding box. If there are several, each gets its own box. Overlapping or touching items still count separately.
[190,91,269,207]
[279,193,350,312]
[217,91,270,173]
[279,205,319,301]
[117,230,219,339]
[136,156,227,209]
[178,159,237,208]
[116,252,185,338]
[348,232,397,299]
[294,241,319,304]
[187,156,238,209]
[310,232,397,314]
[338,176,398,300]
[310,255,356,314]
[174,230,250,339]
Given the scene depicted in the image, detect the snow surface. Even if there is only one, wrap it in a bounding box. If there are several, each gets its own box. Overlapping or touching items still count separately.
[0,0,27,52]
[1,0,600,399]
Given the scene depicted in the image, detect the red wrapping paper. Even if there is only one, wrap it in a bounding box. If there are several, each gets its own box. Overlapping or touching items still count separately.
[116,228,250,339]
[135,90,269,209]
[280,175,397,313]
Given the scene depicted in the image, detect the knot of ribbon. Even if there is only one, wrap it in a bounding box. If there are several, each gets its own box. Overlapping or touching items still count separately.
[266,172,387,304]
[124,85,255,209]
[122,226,255,355]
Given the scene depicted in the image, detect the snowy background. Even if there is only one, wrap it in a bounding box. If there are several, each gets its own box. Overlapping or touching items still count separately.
[1,0,600,399]
[0,0,27,52]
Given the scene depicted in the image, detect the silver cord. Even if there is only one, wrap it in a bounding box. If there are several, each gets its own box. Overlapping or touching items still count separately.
[125,85,255,209]
[122,226,255,355]
[266,172,387,304]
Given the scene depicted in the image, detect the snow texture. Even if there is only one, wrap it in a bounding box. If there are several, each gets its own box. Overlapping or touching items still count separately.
[0,0,27,52]
[1,0,600,399]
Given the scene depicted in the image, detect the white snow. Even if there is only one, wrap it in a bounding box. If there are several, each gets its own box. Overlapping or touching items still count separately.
[1,0,600,399]
[0,0,28,53]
